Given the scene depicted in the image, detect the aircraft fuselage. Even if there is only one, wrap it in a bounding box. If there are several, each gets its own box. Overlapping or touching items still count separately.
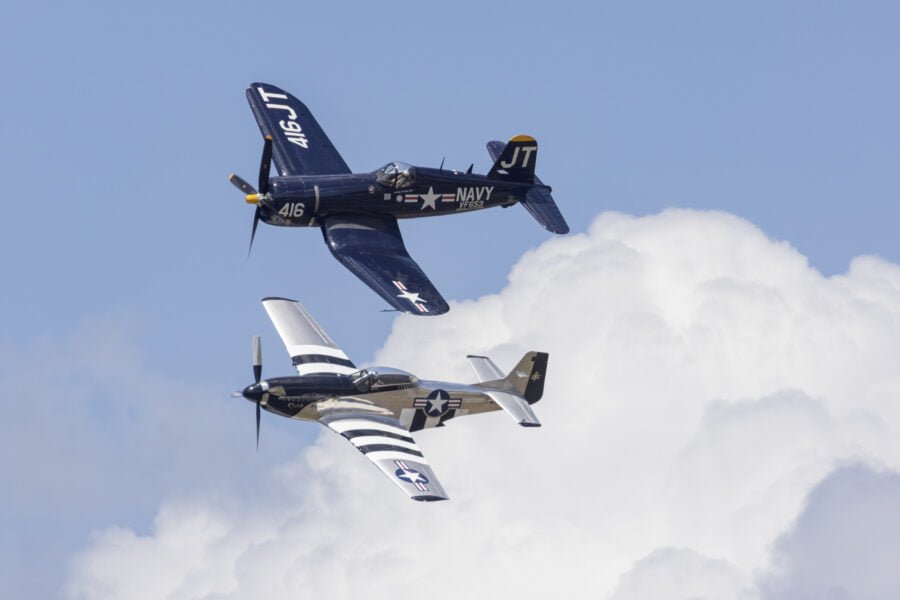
[257,168,543,228]
[243,373,498,432]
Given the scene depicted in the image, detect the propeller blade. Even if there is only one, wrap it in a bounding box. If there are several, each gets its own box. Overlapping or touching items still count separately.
[256,397,262,450]
[252,334,262,383]
[248,207,261,257]
[259,135,273,194]
[228,173,256,195]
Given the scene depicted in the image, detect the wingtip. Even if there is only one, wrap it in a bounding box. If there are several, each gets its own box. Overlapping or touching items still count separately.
[261,296,300,303]
[412,494,450,502]
[430,299,451,315]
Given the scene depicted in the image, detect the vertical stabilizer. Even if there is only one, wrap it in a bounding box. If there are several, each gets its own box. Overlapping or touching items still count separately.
[470,351,549,405]
[487,135,538,182]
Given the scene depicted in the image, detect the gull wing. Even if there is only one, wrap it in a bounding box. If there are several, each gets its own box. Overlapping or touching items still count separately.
[261,297,356,376]
[320,413,449,502]
[321,214,449,315]
[246,82,351,176]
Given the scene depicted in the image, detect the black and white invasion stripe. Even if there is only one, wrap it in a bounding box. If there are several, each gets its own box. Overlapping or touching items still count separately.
[287,344,357,376]
[261,298,357,376]
[324,417,428,464]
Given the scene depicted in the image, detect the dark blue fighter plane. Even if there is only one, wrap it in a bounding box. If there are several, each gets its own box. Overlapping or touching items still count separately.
[229,83,569,315]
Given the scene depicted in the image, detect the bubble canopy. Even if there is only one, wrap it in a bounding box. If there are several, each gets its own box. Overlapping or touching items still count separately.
[350,367,418,392]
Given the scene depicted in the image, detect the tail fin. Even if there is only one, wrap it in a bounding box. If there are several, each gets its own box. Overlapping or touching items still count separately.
[469,351,548,404]
[487,135,538,183]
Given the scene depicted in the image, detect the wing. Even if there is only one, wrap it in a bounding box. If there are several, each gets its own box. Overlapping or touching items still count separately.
[261,297,356,376]
[467,355,504,382]
[321,214,449,315]
[320,413,449,501]
[246,82,351,176]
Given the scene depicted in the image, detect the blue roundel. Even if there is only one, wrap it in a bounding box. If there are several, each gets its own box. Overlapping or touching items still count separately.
[423,389,451,417]
[395,467,429,485]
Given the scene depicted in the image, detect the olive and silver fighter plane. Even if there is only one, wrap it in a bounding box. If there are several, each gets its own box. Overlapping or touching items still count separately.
[237,297,548,502]
[228,82,569,316]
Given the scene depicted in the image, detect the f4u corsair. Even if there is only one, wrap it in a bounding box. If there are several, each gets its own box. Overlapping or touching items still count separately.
[238,297,548,501]
[229,83,569,316]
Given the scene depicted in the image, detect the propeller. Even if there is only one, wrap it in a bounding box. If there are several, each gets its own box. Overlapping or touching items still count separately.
[228,135,273,256]
[252,334,263,449]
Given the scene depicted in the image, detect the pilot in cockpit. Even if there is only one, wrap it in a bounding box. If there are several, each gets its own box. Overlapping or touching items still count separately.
[376,162,416,189]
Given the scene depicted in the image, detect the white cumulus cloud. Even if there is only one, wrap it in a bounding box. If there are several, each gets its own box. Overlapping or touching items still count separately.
[66,210,900,599]
[759,464,900,600]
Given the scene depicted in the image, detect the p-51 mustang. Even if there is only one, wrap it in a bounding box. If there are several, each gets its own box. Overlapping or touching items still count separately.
[228,82,569,316]
[237,297,548,501]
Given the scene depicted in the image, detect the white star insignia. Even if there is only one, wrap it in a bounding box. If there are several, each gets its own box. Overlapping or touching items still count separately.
[427,397,448,415]
[531,371,542,382]
[397,288,425,305]
[419,186,441,210]
[399,469,424,483]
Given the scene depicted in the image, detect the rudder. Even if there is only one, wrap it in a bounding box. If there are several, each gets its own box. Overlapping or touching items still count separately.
[479,351,548,404]
[514,351,548,404]
[487,135,538,182]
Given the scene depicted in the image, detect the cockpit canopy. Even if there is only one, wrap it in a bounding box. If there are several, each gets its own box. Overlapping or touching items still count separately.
[350,367,418,393]
[375,162,416,189]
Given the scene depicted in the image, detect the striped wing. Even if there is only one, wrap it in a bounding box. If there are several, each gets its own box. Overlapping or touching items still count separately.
[261,297,356,376]
[320,413,449,502]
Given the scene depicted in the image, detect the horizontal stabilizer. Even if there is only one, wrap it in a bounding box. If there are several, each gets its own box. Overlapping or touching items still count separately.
[467,355,504,382]
[522,185,570,234]
[484,391,541,427]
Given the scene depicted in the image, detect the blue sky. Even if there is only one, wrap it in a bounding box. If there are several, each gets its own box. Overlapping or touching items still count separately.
[2,1,900,597]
